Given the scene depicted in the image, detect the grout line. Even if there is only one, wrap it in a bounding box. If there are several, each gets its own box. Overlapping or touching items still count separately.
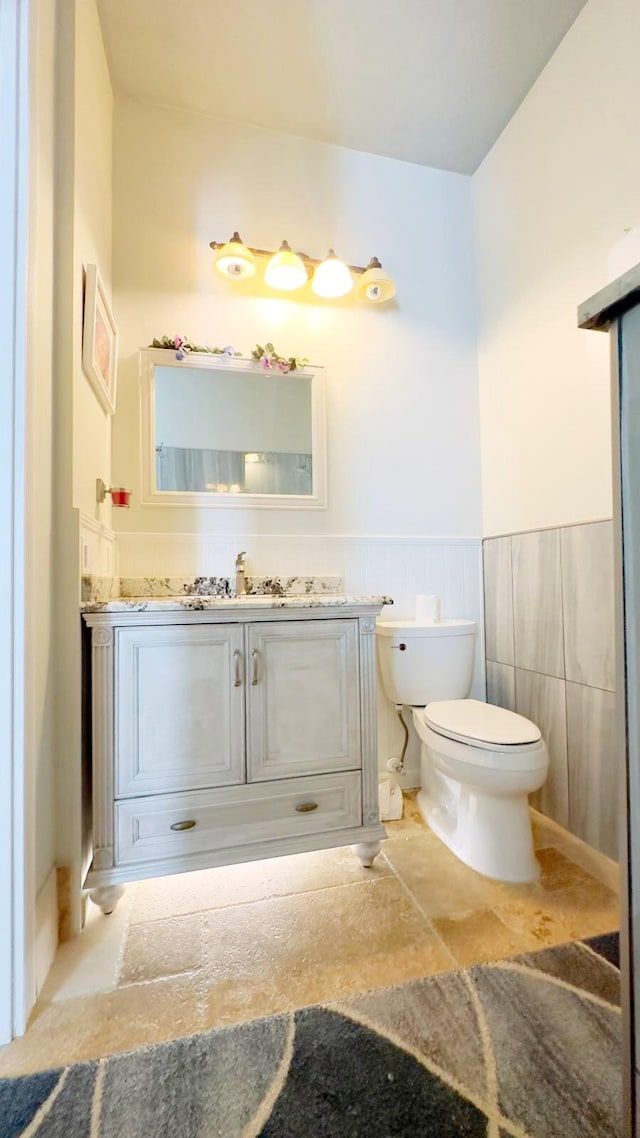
[379,850,458,965]
[128,871,393,929]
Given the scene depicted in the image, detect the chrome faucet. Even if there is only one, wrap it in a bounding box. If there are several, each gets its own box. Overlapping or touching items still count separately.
[235,551,247,596]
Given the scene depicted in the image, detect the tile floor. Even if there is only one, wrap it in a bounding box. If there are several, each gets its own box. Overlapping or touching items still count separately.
[0,795,619,1077]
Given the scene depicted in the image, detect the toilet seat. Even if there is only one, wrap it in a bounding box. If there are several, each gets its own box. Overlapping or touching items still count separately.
[424,698,541,753]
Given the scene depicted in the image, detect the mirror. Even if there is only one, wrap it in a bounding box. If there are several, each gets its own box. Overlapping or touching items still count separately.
[140,349,326,508]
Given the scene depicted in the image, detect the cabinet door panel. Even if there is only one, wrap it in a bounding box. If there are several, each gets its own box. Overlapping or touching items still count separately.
[116,624,244,796]
[247,619,360,780]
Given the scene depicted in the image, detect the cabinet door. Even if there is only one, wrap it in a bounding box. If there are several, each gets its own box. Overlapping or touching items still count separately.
[116,624,245,796]
[247,619,361,781]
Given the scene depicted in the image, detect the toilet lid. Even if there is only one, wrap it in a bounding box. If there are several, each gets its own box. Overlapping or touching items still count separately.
[424,699,541,747]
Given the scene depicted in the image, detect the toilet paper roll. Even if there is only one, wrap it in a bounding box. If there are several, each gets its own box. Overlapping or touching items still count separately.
[415,594,440,622]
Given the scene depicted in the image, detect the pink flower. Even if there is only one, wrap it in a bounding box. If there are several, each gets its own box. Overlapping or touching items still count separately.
[174,335,184,349]
[277,360,290,373]
[261,356,273,370]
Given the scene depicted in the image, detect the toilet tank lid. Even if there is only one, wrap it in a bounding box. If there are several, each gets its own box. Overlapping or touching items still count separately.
[424,699,541,745]
[376,618,476,638]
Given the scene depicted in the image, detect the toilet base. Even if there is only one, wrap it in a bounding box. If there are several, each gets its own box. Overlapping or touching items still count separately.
[417,785,540,884]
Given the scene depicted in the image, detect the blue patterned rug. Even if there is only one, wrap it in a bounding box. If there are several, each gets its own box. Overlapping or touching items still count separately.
[1,933,621,1137]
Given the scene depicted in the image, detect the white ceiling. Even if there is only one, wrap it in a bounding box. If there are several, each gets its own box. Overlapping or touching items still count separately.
[96,0,587,174]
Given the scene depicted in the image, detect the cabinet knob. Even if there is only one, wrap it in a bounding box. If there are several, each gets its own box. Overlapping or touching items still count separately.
[170,819,197,832]
[295,802,319,813]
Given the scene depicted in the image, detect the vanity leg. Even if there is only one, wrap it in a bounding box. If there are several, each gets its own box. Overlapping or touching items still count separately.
[89,884,126,915]
[353,841,382,868]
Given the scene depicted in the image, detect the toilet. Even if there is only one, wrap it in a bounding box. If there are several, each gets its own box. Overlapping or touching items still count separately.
[376,615,548,882]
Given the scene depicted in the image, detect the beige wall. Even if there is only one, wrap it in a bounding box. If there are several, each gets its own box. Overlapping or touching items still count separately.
[473,0,640,537]
[111,99,482,541]
[52,0,113,934]
[28,0,57,896]
[72,0,113,525]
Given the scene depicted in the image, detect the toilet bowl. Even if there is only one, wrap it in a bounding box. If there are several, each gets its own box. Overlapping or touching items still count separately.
[413,700,548,882]
[376,613,549,883]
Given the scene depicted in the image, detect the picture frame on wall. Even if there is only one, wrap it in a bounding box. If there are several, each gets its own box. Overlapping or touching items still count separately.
[82,263,118,414]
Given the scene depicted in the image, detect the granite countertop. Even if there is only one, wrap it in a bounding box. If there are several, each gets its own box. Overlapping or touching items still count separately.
[81,594,393,614]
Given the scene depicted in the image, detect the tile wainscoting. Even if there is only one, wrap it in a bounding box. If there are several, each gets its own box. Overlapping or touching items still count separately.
[483,520,618,859]
[115,532,485,786]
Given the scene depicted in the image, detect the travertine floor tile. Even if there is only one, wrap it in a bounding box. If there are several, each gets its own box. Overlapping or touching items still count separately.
[0,796,620,1077]
[432,909,540,966]
[382,832,509,917]
[493,898,575,950]
[536,846,601,892]
[132,845,392,925]
[384,789,427,837]
[119,913,204,984]
[537,878,619,940]
[202,877,454,1026]
[0,974,205,1077]
[39,888,133,1003]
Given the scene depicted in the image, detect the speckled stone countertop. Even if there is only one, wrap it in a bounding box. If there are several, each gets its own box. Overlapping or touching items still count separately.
[82,594,393,614]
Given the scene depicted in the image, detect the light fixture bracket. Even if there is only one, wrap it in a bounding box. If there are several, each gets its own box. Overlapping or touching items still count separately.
[209,238,368,276]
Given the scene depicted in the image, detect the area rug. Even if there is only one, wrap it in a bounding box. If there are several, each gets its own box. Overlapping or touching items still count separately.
[0,933,621,1137]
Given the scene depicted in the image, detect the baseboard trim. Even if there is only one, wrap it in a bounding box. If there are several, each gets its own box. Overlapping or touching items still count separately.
[35,866,58,995]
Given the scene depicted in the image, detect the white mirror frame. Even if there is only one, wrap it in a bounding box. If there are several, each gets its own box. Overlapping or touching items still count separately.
[139,348,327,509]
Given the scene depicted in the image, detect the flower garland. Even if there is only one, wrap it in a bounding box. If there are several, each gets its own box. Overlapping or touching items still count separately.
[251,342,309,374]
[150,335,308,372]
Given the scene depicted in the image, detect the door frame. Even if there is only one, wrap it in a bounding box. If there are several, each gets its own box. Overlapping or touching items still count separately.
[0,0,35,1043]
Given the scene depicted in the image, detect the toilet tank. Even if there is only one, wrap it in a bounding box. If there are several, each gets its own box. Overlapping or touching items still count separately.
[376,618,476,706]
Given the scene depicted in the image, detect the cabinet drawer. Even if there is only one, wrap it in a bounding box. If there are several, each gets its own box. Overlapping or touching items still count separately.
[115,772,362,867]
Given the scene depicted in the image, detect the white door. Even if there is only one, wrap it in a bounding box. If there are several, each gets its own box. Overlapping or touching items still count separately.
[116,624,245,796]
[247,619,361,781]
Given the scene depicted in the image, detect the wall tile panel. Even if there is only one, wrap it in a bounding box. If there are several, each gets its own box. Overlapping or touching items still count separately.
[561,521,615,691]
[512,529,564,677]
[515,668,568,828]
[483,537,514,665]
[566,681,619,859]
[486,661,516,711]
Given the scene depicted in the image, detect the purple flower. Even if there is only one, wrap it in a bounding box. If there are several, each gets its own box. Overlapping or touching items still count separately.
[261,356,273,370]
[175,349,186,361]
[277,360,290,373]
[222,345,236,356]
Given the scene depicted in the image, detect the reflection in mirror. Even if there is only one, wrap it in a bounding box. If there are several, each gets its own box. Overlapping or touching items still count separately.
[140,350,326,508]
[154,365,313,496]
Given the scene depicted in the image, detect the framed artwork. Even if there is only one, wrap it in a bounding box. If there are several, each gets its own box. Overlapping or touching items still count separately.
[82,264,118,414]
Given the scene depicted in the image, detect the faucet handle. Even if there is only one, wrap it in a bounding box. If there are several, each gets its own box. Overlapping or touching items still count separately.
[235,550,246,567]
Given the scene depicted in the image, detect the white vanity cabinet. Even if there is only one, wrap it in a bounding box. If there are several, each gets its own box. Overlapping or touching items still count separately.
[82,601,386,912]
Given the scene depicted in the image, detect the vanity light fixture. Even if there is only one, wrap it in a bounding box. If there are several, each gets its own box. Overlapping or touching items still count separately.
[311,249,353,299]
[264,240,308,291]
[214,232,256,279]
[209,235,396,302]
[356,256,397,304]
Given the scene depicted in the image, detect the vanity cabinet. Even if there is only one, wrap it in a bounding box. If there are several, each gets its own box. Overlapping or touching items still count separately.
[82,601,386,912]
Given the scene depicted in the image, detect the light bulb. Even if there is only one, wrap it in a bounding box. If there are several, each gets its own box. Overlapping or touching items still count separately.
[264,241,308,291]
[356,257,396,304]
[215,232,256,279]
[311,250,353,298]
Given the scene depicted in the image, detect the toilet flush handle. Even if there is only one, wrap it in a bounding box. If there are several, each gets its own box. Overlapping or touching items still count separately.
[390,642,407,651]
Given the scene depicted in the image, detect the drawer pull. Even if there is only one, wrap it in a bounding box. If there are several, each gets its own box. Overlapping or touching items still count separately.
[251,648,260,686]
[170,819,197,832]
[233,649,242,687]
[295,802,319,813]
